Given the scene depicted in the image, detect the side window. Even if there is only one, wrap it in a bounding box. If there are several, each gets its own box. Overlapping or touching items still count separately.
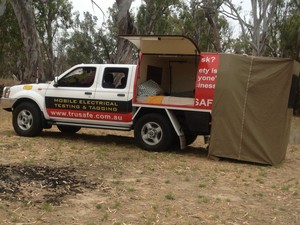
[58,67,96,87]
[102,67,129,89]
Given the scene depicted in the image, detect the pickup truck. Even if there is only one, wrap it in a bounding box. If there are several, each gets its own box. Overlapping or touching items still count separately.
[1,35,214,151]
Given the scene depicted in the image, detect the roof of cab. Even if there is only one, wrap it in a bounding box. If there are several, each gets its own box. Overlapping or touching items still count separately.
[120,35,200,55]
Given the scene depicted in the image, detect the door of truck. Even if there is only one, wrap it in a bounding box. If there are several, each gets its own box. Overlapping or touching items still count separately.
[45,65,98,123]
[93,65,135,127]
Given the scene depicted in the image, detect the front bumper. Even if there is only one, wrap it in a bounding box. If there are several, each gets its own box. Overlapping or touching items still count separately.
[0,98,16,111]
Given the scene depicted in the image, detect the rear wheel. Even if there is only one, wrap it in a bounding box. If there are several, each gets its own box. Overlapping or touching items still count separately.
[57,125,81,134]
[185,133,198,146]
[13,102,43,137]
[134,113,174,151]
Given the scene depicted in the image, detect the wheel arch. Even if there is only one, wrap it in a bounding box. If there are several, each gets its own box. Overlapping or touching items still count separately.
[13,97,43,113]
[13,98,48,127]
[133,107,168,126]
[133,107,186,149]
[133,107,212,149]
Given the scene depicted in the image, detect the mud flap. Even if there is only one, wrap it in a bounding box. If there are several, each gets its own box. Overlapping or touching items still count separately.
[165,109,186,149]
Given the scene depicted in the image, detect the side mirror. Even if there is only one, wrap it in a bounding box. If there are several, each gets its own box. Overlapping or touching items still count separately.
[53,76,59,87]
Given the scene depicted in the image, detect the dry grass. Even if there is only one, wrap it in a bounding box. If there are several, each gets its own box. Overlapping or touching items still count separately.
[0,108,299,225]
[0,78,20,87]
[0,78,20,97]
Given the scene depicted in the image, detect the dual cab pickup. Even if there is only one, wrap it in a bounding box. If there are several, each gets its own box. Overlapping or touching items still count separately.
[2,36,213,151]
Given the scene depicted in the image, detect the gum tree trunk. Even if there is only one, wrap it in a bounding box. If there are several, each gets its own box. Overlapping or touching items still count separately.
[113,0,137,64]
[9,0,44,82]
[297,28,300,62]
[0,0,7,16]
[223,0,276,56]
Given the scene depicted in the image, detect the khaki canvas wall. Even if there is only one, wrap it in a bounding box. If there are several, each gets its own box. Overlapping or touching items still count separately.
[209,54,300,165]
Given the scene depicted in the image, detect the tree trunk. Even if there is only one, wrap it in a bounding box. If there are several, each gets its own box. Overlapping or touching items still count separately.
[223,0,276,56]
[45,12,55,80]
[249,0,276,56]
[202,0,222,52]
[0,0,7,16]
[9,0,44,83]
[297,27,300,62]
[113,0,137,64]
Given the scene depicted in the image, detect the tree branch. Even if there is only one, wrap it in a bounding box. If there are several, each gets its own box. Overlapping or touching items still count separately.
[90,0,105,16]
[0,0,7,16]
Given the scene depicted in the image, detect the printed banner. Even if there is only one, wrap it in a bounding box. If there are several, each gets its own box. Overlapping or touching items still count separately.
[46,109,132,122]
[45,97,132,122]
[194,53,220,110]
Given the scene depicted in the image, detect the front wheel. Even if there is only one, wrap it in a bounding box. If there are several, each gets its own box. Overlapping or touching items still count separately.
[13,102,43,137]
[134,113,175,151]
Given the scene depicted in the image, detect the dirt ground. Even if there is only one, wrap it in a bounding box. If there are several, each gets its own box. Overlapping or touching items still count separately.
[0,108,299,225]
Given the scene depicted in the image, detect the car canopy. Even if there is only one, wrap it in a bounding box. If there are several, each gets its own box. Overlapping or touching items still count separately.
[209,54,300,165]
[120,35,200,55]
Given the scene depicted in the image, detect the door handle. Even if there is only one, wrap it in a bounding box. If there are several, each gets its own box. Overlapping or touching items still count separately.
[117,93,125,97]
[85,92,92,95]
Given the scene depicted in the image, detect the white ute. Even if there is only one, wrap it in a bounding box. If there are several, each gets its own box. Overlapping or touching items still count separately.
[2,35,215,151]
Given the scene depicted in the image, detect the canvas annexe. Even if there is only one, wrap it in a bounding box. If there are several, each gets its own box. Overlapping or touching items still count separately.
[2,35,300,165]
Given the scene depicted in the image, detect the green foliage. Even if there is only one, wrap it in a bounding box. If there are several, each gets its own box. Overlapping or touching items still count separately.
[0,0,73,80]
[218,15,234,52]
[231,34,252,55]
[32,0,73,79]
[1,0,299,80]
[136,0,181,35]
[225,0,300,58]
[175,0,209,49]
[33,0,73,36]
[279,1,300,58]
[106,3,119,40]
[61,11,108,66]
[135,0,233,52]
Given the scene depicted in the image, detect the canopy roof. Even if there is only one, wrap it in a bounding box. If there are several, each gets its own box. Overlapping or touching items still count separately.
[120,35,200,55]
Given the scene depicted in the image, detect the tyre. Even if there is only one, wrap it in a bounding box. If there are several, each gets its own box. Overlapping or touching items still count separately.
[13,102,43,137]
[57,125,81,134]
[134,113,175,151]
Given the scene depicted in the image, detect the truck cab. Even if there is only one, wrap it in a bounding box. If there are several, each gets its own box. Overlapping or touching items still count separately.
[45,64,136,130]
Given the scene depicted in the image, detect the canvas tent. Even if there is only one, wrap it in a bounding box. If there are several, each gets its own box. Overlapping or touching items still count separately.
[209,54,300,165]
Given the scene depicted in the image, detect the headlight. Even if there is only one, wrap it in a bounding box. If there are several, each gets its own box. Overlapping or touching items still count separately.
[2,87,11,98]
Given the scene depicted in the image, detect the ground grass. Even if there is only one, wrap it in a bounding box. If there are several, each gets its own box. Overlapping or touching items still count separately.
[0,78,20,97]
[0,109,299,225]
